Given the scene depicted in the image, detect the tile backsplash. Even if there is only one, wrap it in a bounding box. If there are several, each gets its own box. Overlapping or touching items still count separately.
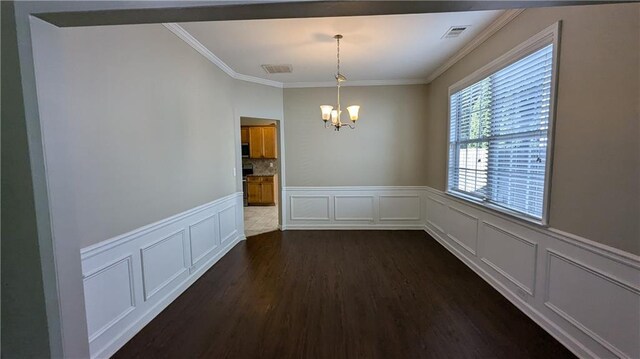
[243,158,278,176]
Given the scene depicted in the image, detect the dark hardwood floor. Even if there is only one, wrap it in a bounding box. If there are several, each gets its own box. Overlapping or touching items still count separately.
[114,230,574,359]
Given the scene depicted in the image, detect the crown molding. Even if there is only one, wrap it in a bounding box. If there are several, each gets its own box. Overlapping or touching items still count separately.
[283,78,429,88]
[164,9,523,89]
[163,23,284,88]
[424,9,525,83]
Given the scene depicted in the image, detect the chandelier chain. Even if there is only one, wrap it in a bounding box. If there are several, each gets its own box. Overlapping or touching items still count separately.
[337,35,340,77]
[336,35,341,119]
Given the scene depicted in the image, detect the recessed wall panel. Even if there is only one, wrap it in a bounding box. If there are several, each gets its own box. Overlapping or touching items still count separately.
[379,195,421,221]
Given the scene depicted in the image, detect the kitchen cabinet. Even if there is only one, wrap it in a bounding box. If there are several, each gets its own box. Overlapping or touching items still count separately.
[248,127,264,159]
[246,175,277,205]
[240,127,249,143]
[262,127,277,159]
[244,126,277,159]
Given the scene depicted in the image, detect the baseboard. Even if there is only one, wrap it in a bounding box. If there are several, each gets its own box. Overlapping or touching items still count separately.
[424,224,595,359]
[82,186,639,359]
[92,234,242,359]
[283,186,427,229]
[422,187,639,359]
[81,192,244,359]
[283,185,640,359]
[285,224,425,230]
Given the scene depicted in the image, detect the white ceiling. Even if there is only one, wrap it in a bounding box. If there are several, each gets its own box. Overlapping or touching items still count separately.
[178,10,504,85]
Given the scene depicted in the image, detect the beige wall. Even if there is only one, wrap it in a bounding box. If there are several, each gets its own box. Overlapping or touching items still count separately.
[425,3,639,254]
[29,2,639,255]
[32,22,283,248]
[284,85,429,186]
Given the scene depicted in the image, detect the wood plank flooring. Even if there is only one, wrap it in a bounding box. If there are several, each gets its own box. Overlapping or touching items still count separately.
[114,230,574,359]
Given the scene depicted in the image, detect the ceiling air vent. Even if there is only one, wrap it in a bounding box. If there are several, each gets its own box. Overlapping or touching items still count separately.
[442,26,470,39]
[261,64,293,74]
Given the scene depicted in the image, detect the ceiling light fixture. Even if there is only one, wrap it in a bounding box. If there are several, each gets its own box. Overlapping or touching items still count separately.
[320,34,360,131]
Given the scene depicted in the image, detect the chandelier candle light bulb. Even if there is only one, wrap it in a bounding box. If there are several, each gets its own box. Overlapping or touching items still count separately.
[319,34,361,131]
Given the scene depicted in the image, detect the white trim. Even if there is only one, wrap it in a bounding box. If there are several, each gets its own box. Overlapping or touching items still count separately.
[163,23,429,89]
[445,206,479,256]
[81,193,244,358]
[426,9,525,83]
[378,195,422,221]
[480,221,538,296]
[285,186,426,229]
[283,79,428,88]
[445,21,561,226]
[424,186,640,267]
[547,227,640,267]
[334,195,375,221]
[544,249,640,359]
[82,255,136,343]
[285,186,428,192]
[289,195,331,221]
[162,23,283,88]
[91,234,243,359]
[188,213,219,267]
[81,192,242,260]
[164,11,525,89]
[286,224,426,230]
[424,224,597,359]
[139,229,188,301]
[162,23,234,76]
[284,185,640,267]
[424,185,640,359]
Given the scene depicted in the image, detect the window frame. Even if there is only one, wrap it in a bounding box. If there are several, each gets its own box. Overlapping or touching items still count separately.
[445,22,561,226]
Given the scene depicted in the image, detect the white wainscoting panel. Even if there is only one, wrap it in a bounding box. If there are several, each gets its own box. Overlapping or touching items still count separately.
[379,195,421,221]
[82,185,640,359]
[446,206,478,256]
[545,250,640,359]
[284,187,425,229]
[189,214,219,268]
[423,186,640,359]
[218,205,238,245]
[83,256,135,342]
[425,196,447,233]
[290,195,330,221]
[335,195,374,221]
[480,222,537,295]
[140,230,188,301]
[80,192,244,359]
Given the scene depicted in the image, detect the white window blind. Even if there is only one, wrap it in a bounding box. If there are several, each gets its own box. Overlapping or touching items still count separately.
[448,43,554,220]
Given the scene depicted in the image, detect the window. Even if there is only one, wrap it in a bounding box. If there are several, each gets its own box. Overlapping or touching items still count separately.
[447,24,559,224]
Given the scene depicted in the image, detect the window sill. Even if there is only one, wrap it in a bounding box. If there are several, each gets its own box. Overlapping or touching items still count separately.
[444,190,548,228]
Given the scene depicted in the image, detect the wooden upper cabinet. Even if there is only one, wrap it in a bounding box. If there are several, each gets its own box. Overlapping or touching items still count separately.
[240,127,249,143]
[262,127,277,159]
[244,125,277,159]
[249,127,264,159]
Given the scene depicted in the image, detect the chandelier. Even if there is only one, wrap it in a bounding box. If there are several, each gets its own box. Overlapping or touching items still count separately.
[319,34,360,131]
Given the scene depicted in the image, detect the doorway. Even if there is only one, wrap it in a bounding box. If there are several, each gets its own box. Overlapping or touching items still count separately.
[240,117,281,237]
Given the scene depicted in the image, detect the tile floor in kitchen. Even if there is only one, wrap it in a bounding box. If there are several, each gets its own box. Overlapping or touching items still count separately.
[244,205,279,237]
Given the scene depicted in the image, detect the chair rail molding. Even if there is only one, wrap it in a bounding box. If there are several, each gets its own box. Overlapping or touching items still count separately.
[283,186,427,230]
[284,185,639,358]
[82,185,639,359]
[422,186,640,359]
[81,192,244,359]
